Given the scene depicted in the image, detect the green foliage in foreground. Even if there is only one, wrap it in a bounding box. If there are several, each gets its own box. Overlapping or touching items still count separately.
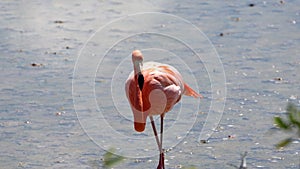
[274,103,300,148]
[102,148,125,168]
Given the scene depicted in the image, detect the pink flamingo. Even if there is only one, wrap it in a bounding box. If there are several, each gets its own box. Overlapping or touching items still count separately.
[125,50,202,169]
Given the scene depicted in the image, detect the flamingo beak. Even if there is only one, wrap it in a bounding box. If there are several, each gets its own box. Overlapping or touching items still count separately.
[134,122,146,132]
[133,110,147,132]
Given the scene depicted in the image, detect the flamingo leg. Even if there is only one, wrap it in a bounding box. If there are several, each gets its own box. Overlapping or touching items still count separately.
[149,116,161,152]
[149,116,164,169]
[159,114,165,169]
[160,114,163,153]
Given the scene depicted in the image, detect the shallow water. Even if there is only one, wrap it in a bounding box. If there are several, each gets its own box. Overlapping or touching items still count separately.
[1,0,299,168]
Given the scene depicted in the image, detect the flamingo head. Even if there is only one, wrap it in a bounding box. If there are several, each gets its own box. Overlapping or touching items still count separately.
[132,50,143,63]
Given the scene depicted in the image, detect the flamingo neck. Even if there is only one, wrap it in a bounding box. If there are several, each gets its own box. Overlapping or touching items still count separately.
[133,61,143,111]
[133,61,142,75]
[133,75,146,132]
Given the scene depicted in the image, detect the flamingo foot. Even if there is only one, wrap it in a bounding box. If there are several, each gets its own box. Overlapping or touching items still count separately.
[157,151,165,169]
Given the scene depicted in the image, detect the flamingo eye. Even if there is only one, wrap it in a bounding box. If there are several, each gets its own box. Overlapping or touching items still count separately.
[138,73,144,91]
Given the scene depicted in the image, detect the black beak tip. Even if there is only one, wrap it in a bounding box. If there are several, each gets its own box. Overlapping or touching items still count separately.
[138,73,144,91]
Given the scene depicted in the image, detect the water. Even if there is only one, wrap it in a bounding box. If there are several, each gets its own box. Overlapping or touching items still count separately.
[1,1,299,168]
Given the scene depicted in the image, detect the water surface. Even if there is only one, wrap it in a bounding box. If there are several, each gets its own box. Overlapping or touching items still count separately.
[0,1,299,168]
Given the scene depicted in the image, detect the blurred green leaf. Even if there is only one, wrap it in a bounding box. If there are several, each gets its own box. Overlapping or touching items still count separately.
[287,103,300,134]
[274,103,300,149]
[103,148,125,168]
[274,116,290,130]
[275,137,293,149]
[289,110,300,128]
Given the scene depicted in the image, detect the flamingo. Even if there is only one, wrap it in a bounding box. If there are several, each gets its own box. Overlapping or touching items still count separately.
[125,50,202,169]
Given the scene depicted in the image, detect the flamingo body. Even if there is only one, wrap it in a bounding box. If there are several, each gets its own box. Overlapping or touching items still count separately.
[125,51,201,132]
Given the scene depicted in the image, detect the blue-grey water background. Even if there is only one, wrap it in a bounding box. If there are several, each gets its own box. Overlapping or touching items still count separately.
[1,0,299,168]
